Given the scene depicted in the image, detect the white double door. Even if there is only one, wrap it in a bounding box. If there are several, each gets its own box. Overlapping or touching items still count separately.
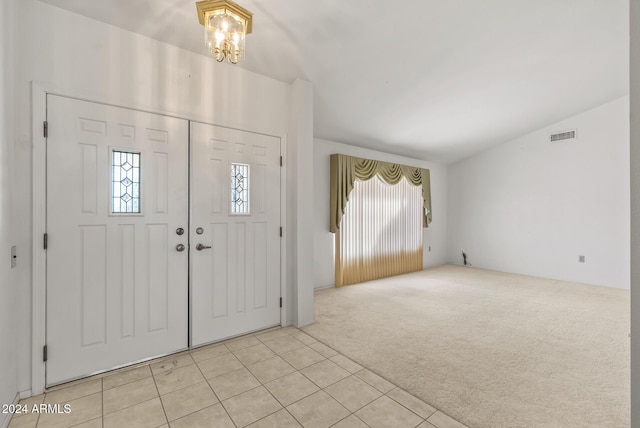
[46,96,281,386]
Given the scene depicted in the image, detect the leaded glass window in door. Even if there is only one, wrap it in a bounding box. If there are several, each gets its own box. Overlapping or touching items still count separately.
[230,163,250,214]
[112,150,141,213]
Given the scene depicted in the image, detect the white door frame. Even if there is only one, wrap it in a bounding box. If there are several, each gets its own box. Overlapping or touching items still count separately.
[31,81,288,395]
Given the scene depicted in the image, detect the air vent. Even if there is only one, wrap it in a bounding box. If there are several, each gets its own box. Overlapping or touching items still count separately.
[549,129,576,143]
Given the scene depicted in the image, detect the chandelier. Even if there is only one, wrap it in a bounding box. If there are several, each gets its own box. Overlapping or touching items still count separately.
[196,0,253,64]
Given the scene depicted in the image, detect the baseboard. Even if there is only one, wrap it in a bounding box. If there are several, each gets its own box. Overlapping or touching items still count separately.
[314,284,334,291]
[295,318,315,328]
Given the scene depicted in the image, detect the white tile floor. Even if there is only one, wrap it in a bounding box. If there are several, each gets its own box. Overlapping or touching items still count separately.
[8,327,468,428]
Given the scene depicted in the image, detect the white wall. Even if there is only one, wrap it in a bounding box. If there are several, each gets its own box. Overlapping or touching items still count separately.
[629,0,639,423]
[0,0,17,426]
[313,139,449,289]
[448,96,630,289]
[288,81,315,325]
[12,0,311,394]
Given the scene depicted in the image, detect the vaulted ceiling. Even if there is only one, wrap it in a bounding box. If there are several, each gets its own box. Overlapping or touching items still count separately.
[38,0,629,163]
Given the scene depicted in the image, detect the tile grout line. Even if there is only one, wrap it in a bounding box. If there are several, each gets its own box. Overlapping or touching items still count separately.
[328,413,369,428]
[302,329,451,426]
[99,395,174,428]
[286,329,424,427]
[100,374,161,418]
[234,345,297,387]
[253,368,300,427]
[384,388,435,421]
[148,364,170,428]
[216,328,324,427]
[248,328,310,428]
[276,329,356,426]
[31,327,451,428]
[35,399,42,428]
[101,366,153,392]
[66,416,102,428]
[190,343,232,365]
[223,341,292,425]
[190,350,238,427]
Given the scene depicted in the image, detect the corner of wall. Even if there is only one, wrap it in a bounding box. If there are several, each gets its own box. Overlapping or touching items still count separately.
[445,97,630,288]
[288,79,315,327]
[0,0,19,420]
[629,0,639,423]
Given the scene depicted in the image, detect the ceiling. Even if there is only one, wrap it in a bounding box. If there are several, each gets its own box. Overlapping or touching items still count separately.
[38,0,629,163]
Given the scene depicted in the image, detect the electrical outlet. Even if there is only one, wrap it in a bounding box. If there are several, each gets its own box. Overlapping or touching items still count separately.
[11,246,17,268]
[578,255,585,263]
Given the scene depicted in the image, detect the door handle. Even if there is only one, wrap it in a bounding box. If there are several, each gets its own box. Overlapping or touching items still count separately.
[176,244,185,252]
[196,243,212,251]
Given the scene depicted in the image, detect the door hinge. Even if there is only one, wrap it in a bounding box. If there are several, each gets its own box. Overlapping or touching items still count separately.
[43,233,48,250]
[279,227,283,237]
[43,345,48,362]
[279,297,282,308]
[280,156,283,167]
[43,121,48,138]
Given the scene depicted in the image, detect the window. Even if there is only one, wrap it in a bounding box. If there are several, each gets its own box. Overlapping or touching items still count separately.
[336,176,423,286]
[112,150,141,213]
[230,162,250,214]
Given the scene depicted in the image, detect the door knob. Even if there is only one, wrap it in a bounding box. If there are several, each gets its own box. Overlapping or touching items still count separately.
[176,244,185,252]
[196,243,212,251]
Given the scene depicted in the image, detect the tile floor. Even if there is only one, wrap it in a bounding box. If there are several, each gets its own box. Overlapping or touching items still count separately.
[8,327,468,428]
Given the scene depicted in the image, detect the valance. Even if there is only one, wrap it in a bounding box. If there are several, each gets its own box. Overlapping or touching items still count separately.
[329,153,432,233]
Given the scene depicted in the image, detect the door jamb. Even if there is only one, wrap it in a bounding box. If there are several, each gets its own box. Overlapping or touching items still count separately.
[31,82,48,395]
[280,136,288,326]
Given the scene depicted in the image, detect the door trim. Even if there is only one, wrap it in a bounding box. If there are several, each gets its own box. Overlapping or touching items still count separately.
[279,135,288,328]
[31,81,288,395]
[31,82,47,395]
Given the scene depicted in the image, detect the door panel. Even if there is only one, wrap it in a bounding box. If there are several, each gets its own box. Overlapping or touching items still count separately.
[190,122,281,346]
[46,95,189,385]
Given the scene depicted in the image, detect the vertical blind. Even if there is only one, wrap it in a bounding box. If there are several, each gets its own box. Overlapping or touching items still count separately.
[329,153,431,233]
[335,176,424,287]
[330,153,432,287]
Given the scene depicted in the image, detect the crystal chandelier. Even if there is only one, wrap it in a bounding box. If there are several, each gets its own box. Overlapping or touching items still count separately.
[196,0,253,64]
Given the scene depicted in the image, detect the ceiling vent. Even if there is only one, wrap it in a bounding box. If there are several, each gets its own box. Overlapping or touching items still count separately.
[549,129,577,143]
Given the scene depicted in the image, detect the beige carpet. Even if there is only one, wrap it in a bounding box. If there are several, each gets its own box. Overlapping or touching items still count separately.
[302,265,630,428]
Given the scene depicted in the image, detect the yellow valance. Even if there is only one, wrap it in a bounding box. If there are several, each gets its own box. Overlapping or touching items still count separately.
[330,153,432,233]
